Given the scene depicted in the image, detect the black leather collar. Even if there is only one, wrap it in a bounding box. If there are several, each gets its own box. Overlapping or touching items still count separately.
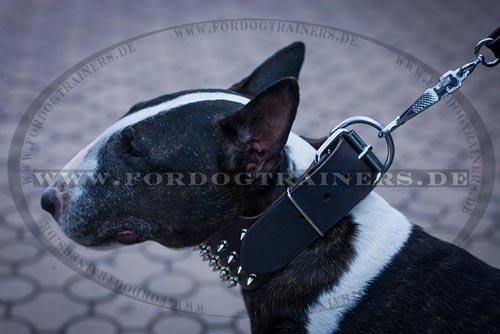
[196,130,384,290]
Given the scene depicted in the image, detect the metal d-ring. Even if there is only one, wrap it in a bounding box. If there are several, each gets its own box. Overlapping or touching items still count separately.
[320,116,395,173]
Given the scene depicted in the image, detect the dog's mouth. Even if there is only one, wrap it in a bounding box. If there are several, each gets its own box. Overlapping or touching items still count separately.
[114,230,144,245]
[92,228,148,248]
[105,222,151,246]
[63,217,153,248]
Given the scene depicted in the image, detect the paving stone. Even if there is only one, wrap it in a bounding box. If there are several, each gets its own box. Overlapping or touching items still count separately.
[96,294,168,328]
[0,318,32,334]
[0,275,37,302]
[18,255,75,288]
[0,240,42,265]
[66,277,115,303]
[65,316,120,334]
[151,314,204,334]
[12,291,85,331]
[146,271,196,300]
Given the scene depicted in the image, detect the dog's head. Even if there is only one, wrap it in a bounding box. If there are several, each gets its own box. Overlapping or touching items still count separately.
[41,42,305,249]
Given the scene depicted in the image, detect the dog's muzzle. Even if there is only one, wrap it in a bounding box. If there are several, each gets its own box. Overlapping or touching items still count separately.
[41,187,62,219]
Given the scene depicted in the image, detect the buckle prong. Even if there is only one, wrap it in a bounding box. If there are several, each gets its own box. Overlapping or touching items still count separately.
[316,128,350,163]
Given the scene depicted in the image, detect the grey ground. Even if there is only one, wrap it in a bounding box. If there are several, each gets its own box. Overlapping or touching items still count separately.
[1,1,500,333]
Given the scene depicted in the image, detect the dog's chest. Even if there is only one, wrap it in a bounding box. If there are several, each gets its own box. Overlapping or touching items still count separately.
[243,192,413,333]
[305,193,412,333]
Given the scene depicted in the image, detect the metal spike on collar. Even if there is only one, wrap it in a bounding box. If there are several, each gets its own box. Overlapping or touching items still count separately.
[240,229,248,240]
[246,274,257,286]
[237,265,244,275]
[200,248,210,256]
[227,251,238,264]
[199,246,211,261]
[216,240,228,253]
[219,267,230,280]
[227,276,239,288]
[208,255,220,267]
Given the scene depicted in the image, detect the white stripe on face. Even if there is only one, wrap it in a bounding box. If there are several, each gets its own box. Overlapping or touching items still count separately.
[100,92,250,143]
[63,92,250,172]
[63,141,96,170]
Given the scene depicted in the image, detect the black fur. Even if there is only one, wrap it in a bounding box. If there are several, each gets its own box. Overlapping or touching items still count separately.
[243,216,356,333]
[337,227,500,334]
[230,41,304,97]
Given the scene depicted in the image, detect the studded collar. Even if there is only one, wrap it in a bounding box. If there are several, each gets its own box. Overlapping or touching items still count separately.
[195,130,384,290]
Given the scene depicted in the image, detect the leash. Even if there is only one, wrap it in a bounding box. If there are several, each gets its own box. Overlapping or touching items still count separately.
[196,27,500,290]
[380,28,500,137]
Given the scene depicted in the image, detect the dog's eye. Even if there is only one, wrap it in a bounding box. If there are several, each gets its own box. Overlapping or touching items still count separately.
[121,127,145,159]
[128,142,144,158]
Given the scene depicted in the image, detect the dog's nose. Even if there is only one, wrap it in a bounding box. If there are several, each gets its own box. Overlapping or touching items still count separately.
[41,187,58,216]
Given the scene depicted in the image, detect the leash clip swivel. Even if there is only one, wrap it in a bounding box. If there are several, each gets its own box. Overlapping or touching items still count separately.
[379,37,499,138]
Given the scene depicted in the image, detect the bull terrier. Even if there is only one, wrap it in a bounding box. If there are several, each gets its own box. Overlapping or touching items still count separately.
[41,42,500,333]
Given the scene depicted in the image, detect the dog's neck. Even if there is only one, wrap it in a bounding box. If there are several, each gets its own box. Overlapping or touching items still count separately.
[284,132,318,180]
[241,133,413,332]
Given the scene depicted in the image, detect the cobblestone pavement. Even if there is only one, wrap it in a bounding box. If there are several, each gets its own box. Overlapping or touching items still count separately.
[1,1,500,333]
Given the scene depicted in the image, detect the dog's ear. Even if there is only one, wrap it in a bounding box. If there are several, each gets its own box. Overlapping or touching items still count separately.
[220,77,299,173]
[229,41,305,97]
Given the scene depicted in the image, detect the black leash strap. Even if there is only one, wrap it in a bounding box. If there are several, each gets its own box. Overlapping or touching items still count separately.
[486,26,500,59]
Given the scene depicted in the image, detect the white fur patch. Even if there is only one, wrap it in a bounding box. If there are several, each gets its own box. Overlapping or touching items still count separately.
[63,141,97,171]
[285,132,316,176]
[284,135,413,333]
[306,192,412,333]
[99,92,250,143]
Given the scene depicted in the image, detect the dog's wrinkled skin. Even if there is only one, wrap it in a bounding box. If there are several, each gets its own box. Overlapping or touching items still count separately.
[42,42,500,333]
